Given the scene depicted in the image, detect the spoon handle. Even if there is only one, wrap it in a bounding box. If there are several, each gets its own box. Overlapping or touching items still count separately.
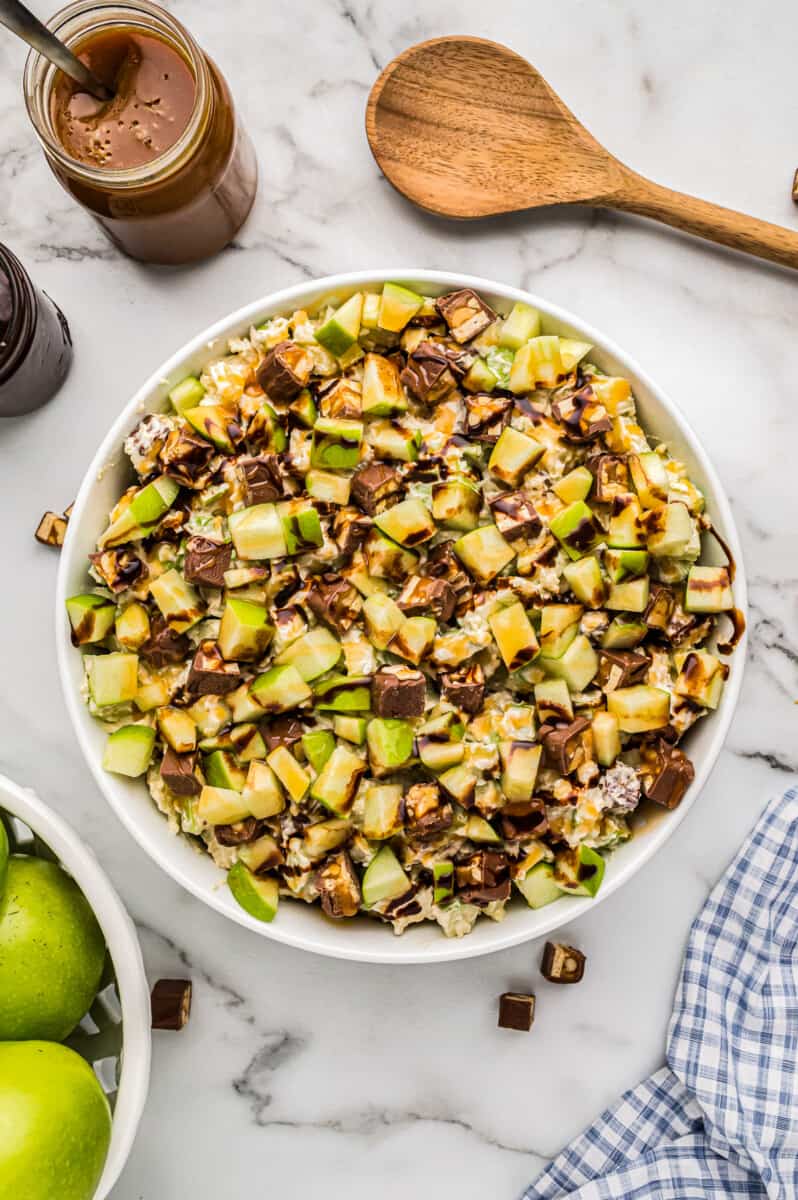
[612,169,798,271]
[0,0,112,100]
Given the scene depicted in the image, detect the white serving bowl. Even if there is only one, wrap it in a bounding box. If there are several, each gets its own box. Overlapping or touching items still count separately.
[0,773,151,1197]
[56,270,747,965]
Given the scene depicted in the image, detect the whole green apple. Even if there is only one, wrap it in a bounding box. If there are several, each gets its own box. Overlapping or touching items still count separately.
[0,1041,111,1200]
[0,856,106,1040]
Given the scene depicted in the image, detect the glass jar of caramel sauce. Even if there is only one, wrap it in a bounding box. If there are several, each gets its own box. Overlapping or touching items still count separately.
[24,1,258,265]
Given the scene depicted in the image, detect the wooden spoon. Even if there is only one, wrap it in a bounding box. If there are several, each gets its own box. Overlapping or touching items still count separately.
[366,36,798,270]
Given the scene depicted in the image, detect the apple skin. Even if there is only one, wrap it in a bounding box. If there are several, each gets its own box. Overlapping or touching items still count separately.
[0,857,106,1040]
[0,820,7,899]
[0,1041,111,1200]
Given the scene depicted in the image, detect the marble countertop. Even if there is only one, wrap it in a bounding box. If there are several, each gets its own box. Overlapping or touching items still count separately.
[1,1,797,1195]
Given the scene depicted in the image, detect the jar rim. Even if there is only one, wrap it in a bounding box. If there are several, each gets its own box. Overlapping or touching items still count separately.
[23,0,211,189]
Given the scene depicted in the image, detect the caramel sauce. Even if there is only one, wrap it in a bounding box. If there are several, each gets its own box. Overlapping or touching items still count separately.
[51,29,196,170]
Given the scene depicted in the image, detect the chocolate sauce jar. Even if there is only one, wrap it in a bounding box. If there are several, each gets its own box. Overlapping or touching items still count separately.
[23,1,258,265]
[0,245,72,417]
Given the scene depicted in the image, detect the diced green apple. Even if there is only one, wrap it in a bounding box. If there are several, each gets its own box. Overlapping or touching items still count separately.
[500,741,542,802]
[489,602,540,671]
[488,426,545,485]
[516,861,561,909]
[249,664,312,711]
[366,718,415,775]
[431,476,482,531]
[562,556,605,608]
[316,292,364,358]
[168,374,205,414]
[361,352,407,416]
[378,283,424,333]
[149,569,204,633]
[684,566,733,613]
[591,711,621,766]
[539,604,583,658]
[607,685,670,732]
[362,844,411,906]
[453,524,515,584]
[538,634,599,692]
[227,863,279,923]
[311,417,363,470]
[310,745,367,815]
[549,501,601,560]
[102,725,155,777]
[629,452,669,508]
[242,761,286,818]
[498,301,540,349]
[305,469,351,506]
[228,504,287,560]
[274,627,342,681]
[646,502,694,558]
[87,652,139,707]
[266,745,310,802]
[66,594,116,645]
[374,498,436,547]
[362,783,404,840]
[606,576,650,613]
[553,466,593,504]
[218,597,274,661]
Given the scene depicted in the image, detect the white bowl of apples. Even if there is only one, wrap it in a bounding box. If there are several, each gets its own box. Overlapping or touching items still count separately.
[56,270,747,964]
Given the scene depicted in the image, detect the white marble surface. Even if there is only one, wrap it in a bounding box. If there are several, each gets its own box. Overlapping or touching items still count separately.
[1,1,797,1195]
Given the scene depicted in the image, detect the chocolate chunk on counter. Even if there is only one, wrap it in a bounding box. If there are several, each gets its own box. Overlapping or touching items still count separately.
[306,573,362,632]
[256,340,312,403]
[183,536,232,588]
[371,667,426,719]
[435,288,496,344]
[186,640,241,695]
[262,715,305,753]
[641,741,695,809]
[400,343,459,404]
[541,941,586,984]
[35,511,68,548]
[151,979,192,1031]
[441,663,485,714]
[315,850,362,919]
[489,491,541,541]
[597,649,650,690]
[239,454,284,505]
[160,748,201,797]
[350,462,403,515]
[498,992,536,1032]
[542,717,592,775]
[139,616,191,667]
[397,575,456,623]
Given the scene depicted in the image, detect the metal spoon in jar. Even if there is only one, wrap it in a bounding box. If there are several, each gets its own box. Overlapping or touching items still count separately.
[0,0,112,100]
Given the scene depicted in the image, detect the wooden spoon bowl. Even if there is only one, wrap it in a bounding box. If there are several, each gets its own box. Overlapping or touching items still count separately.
[366,36,798,270]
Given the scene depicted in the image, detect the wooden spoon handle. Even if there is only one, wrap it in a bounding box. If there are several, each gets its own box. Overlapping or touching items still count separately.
[610,170,798,270]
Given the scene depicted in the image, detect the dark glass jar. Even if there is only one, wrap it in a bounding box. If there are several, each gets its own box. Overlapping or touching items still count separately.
[0,245,72,418]
[23,1,258,265]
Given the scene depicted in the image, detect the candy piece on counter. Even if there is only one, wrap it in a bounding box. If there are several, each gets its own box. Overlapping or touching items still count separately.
[498,992,536,1032]
[541,941,586,984]
[151,979,193,1030]
[35,511,68,547]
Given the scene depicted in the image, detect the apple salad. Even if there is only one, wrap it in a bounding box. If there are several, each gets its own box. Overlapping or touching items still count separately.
[67,283,741,937]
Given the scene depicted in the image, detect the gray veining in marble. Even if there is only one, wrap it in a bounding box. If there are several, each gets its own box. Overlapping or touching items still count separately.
[0,2,796,1196]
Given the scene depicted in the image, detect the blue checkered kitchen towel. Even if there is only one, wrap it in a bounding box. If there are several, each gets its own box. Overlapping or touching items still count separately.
[525,786,798,1199]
